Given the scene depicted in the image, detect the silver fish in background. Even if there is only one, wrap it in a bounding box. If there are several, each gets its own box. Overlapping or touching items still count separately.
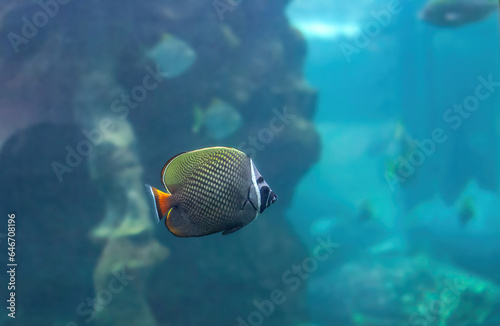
[192,98,243,140]
[146,33,197,78]
[145,147,277,237]
[419,0,498,27]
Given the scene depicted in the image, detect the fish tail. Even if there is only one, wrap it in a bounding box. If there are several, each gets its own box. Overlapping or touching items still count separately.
[144,184,171,223]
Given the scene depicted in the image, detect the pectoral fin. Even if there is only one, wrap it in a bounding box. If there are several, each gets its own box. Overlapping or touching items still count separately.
[248,183,259,212]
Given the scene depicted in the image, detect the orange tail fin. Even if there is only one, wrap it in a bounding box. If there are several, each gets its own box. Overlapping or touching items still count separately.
[145,185,171,223]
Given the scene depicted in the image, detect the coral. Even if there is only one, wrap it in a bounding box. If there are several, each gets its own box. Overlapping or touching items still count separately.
[309,254,500,326]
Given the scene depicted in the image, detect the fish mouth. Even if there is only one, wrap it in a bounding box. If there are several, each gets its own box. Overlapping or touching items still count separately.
[268,191,278,206]
[261,191,277,213]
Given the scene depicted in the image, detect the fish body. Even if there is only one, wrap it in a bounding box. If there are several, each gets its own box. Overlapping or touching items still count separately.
[145,147,277,237]
[419,0,498,27]
[147,33,196,78]
[204,99,242,140]
[310,217,337,236]
[192,99,242,140]
[357,201,374,223]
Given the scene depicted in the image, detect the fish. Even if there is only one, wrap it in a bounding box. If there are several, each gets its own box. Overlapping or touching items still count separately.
[419,0,498,27]
[145,147,277,237]
[383,122,418,183]
[192,99,242,140]
[357,201,374,223]
[146,33,197,78]
[459,196,476,227]
[366,121,413,157]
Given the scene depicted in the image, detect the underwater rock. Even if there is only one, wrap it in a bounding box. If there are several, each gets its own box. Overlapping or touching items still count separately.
[406,180,500,283]
[0,0,320,325]
[74,70,155,239]
[94,235,168,326]
[0,123,105,325]
[419,0,498,27]
[133,1,319,323]
[309,254,500,326]
[0,31,77,149]
[310,216,338,236]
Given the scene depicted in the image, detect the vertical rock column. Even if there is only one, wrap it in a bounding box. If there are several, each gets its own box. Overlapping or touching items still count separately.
[73,69,168,326]
[93,235,168,326]
[74,70,152,238]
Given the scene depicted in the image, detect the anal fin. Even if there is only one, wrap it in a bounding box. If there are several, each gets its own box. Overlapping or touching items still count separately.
[222,225,244,235]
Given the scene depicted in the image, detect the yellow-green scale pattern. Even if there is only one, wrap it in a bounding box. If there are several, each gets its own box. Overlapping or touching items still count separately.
[176,150,250,231]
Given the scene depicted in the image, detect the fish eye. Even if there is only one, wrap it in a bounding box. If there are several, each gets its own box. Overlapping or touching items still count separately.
[257,176,264,183]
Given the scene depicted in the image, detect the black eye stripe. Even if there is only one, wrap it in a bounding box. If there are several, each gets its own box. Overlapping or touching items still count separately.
[260,187,269,200]
[259,186,270,212]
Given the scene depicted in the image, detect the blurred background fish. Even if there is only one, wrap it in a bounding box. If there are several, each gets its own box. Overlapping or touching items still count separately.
[192,98,242,140]
[146,33,197,78]
[419,0,499,27]
[458,195,476,227]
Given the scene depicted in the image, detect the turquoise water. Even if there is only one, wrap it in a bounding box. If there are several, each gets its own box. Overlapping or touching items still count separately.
[1,0,500,325]
[287,0,500,324]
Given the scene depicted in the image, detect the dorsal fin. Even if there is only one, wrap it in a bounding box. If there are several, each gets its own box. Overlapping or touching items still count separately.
[161,147,246,193]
